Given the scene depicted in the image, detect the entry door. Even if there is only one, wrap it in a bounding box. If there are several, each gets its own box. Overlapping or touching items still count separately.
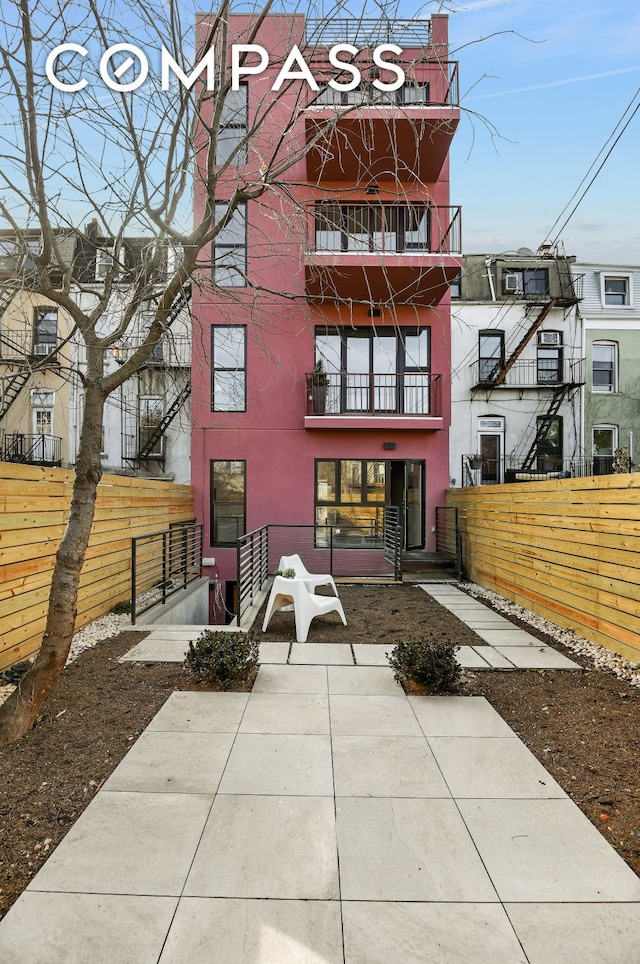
[404,461,424,549]
[479,433,502,484]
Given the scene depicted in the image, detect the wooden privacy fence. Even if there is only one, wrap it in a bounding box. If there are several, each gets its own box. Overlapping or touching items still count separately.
[0,463,194,670]
[446,474,640,664]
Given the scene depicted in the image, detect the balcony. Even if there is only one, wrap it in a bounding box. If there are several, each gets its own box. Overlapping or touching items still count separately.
[0,328,60,362]
[1,431,62,467]
[111,335,190,368]
[305,371,442,430]
[471,357,586,390]
[305,203,461,305]
[462,454,614,486]
[304,60,459,183]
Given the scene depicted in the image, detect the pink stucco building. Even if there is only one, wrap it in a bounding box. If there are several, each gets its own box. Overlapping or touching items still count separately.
[191,13,461,618]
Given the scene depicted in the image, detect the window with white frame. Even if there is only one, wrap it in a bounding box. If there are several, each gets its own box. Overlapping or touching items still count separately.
[593,425,617,475]
[602,274,631,307]
[95,243,114,281]
[139,397,164,457]
[592,341,617,393]
[33,307,58,356]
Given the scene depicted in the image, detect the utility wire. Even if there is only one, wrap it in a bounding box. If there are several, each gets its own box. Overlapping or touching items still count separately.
[546,87,640,245]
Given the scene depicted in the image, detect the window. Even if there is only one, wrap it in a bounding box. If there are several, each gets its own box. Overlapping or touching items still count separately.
[216,86,248,165]
[33,307,58,356]
[478,331,504,382]
[592,342,617,393]
[212,202,247,287]
[139,397,164,457]
[449,273,461,299]
[140,314,163,362]
[314,203,430,253]
[603,275,630,307]
[502,268,548,296]
[593,425,617,475]
[314,327,431,415]
[212,326,246,411]
[536,415,563,470]
[211,460,246,545]
[315,459,386,544]
[95,244,114,281]
[537,343,562,383]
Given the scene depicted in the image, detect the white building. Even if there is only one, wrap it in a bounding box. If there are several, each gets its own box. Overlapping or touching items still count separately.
[450,249,584,486]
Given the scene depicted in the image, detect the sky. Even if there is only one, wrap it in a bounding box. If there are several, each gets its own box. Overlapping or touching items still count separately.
[443,0,640,264]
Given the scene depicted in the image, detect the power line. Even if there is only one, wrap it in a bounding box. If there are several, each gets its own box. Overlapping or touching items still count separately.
[546,87,640,245]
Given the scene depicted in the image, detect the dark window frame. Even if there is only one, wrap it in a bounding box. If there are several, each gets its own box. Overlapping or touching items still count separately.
[314,202,431,253]
[212,201,247,287]
[216,85,248,166]
[33,306,58,356]
[478,330,504,382]
[211,325,247,412]
[502,268,549,296]
[210,459,246,547]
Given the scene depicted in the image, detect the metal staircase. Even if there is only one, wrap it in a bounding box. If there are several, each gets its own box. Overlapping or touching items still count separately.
[519,384,571,472]
[134,380,192,464]
[490,298,558,387]
[0,369,32,422]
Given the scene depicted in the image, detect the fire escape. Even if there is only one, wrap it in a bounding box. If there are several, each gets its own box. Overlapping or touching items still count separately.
[473,256,584,474]
[0,288,32,423]
[121,284,192,468]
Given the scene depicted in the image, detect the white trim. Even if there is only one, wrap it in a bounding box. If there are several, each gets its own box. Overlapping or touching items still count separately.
[599,271,633,309]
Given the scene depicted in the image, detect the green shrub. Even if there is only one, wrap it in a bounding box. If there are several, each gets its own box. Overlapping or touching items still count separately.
[0,660,32,685]
[111,600,132,615]
[184,630,259,690]
[275,568,297,578]
[387,637,462,692]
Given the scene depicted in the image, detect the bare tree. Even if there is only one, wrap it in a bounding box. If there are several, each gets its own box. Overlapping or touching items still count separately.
[0,0,462,743]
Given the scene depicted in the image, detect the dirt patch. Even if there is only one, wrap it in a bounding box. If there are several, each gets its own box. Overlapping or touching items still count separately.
[0,584,638,922]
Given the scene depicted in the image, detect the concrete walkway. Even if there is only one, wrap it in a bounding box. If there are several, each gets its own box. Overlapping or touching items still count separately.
[1,642,639,962]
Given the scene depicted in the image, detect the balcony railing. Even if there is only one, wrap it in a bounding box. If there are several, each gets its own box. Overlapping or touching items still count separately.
[471,357,586,388]
[307,371,441,417]
[111,334,190,368]
[0,328,60,360]
[311,204,462,256]
[1,431,62,466]
[309,61,459,109]
[305,18,431,47]
[462,455,615,486]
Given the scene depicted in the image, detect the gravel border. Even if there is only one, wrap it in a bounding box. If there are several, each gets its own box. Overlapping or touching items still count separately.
[460,581,640,689]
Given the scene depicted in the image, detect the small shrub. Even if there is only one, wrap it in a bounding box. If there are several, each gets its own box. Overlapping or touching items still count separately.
[275,568,297,578]
[387,637,461,692]
[184,630,259,690]
[0,660,32,685]
[111,600,132,615]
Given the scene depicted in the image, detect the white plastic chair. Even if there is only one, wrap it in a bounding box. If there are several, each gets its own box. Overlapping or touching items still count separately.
[277,554,338,596]
[262,576,347,643]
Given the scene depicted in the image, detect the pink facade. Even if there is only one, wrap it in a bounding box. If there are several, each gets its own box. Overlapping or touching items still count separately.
[191,14,461,614]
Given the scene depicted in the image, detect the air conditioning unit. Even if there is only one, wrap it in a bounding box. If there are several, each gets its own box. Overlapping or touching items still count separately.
[537,331,561,346]
[503,273,519,293]
[33,344,51,356]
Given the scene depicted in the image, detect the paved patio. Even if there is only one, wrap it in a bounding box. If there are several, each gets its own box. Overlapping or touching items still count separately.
[0,644,639,962]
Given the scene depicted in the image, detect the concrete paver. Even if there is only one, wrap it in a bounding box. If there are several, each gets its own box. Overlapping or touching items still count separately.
[494,645,581,668]
[184,794,339,899]
[332,734,451,798]
[2,622,637,962]
[217,733,333,795]
[27,791,213,896]
[0,893,178,964]
[504,903,640,964]
[103,731,234,794]
[342,902,528,964]
[459,798,640,902]
[327,664,402,695]
[428,735,568,798]
[336,797,499,901]
[158,898,343,964]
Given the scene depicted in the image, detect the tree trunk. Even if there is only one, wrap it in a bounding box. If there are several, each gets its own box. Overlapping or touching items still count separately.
[0,384,105,747]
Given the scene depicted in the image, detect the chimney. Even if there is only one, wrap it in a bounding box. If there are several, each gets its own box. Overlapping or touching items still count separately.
[85,218,100,240]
